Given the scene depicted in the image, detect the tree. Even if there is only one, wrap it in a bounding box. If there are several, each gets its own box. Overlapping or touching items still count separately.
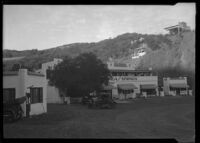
[11,63,34,72]
[49,53,111,97]
[11,64,21,71]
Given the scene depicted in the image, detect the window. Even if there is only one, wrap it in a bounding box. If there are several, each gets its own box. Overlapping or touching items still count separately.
[141,89,156,95]
[3,88,16,103]
[46,69,52,79]
[118,89,133,94]
[3,88,15,102]
[30,87,43,104]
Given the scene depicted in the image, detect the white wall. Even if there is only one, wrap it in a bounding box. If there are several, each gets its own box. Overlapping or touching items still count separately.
[168,78,187,84]
[3,69,47,117]
[47,85,63,103]
[163,77,187,96]
[163,78,170,96]
[3,75,21,98]
[41,58,63,77]
[26,73,47,115]
[3,73,27,116]
[40,58,63,104]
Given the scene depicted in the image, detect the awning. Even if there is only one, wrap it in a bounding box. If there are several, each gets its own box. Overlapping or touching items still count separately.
[102,85,114,90]
[117,84,138,90]
[170,84,189,88]
[140,84,157,89]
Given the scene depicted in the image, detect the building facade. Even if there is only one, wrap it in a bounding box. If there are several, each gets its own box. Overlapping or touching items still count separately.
[164,22,191,35]
[37,58,64,104]
[163,77,189,96]
[107,61,158,99]
[3,69,47,117]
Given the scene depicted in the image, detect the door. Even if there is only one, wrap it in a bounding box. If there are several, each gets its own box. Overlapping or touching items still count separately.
[26,93,31,117]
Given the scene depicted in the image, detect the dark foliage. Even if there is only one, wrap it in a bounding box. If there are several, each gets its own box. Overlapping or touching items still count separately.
[49,53,110,97]
[3,32,172,69]
[11,63,34,72]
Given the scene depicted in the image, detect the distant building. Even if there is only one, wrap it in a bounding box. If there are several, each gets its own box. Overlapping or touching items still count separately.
[163,77,189,96]
[3,69,47,117]
[37,58,65,104]
[106,60,158,99]
[131,44,147,59]
[164,22,191,35]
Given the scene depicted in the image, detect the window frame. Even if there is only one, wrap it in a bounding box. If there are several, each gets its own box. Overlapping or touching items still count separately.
[3,88,16,103]
[30,87,43,104]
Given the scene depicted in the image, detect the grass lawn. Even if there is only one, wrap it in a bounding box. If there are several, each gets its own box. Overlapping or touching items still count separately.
[3,96,195,142]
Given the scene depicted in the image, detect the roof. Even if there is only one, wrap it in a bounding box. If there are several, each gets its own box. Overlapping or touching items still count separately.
[117,83,138,90]
[164,25,180,30]
[110,69,152,73]
[140,84,157,89]
[3,71,18,76]
[114,63,127,67]
[28,71,45,77]
[170,83,189,88]
[164,23,190,31]
[102,85,114,90]
[3,70,44,77]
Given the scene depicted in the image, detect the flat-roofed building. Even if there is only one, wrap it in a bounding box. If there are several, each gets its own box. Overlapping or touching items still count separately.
[106,61,158,99]
[163,77,189,96]
[3,69,47,117]
[37,58,65,104]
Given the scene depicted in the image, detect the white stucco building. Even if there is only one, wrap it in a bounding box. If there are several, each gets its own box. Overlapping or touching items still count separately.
[3,69,47,117]
[163,77,189,96]
[37,58,65,103]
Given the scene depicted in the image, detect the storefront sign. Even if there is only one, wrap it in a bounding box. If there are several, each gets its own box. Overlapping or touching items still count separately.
[122,77,137,80]
[111,76,137,81]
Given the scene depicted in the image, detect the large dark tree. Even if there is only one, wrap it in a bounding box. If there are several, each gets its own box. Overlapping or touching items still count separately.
[49,53,110,97]
[11,63,34,72]
[11,63,21,71]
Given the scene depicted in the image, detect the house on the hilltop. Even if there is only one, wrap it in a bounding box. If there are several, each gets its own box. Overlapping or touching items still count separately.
[131,43,147,59]
[164,22,191,35]
[3,69,47,117]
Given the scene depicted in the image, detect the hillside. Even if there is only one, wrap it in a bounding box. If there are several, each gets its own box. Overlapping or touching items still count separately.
[139,31,195,72]
[3,33,172,69]
[3,31,195,71]
[3,32,194,77]
[3,31,195,90]
[138,31,195,91]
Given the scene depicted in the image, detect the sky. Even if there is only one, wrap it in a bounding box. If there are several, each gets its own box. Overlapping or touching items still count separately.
[4,3,196,51]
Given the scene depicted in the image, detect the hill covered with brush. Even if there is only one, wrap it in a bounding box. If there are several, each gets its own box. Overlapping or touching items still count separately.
[3,31,195,90]
[3,32,172,69]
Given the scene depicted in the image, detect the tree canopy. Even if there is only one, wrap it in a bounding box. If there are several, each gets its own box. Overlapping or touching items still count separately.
[10,63,34,72]
[49,53,111,97]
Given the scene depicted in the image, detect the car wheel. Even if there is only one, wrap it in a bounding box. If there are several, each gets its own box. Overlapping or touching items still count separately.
[15,110,23,120]
[4,111,15,123]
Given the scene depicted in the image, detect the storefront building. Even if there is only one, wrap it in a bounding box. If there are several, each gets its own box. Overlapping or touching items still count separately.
[107,61,158,99]
[163,77,189,96]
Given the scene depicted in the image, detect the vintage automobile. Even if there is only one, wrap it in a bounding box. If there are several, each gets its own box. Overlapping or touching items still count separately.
[3,96,26,123]
[88,93,116,109]
[81,95,92,105]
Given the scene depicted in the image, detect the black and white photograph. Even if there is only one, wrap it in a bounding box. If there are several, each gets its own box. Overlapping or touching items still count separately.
[3,3,195,142]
